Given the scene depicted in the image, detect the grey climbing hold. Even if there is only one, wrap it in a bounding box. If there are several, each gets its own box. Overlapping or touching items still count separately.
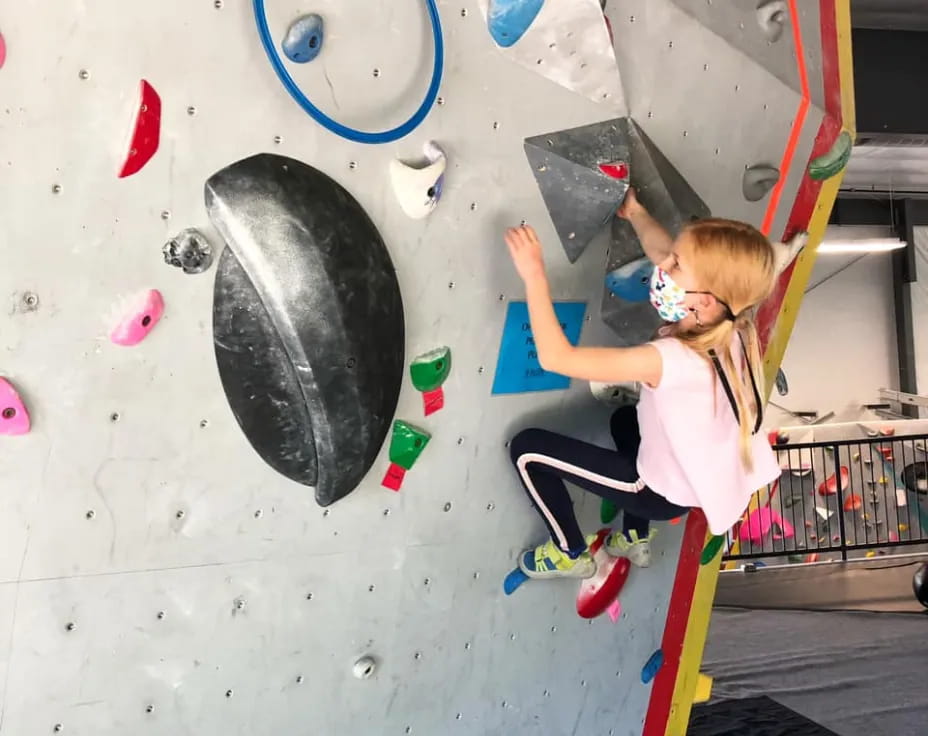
[742,165,780,202]
[602,118,710,346]
[282,14,324,64]
[756,0,789,43]
[163,228,214,274]
[523,122,631,263]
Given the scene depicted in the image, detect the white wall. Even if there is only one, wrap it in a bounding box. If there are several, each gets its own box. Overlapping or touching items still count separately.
[910,227,928,418]
[767,227,899,427]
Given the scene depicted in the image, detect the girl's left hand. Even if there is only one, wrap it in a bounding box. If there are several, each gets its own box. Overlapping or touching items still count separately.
[505,225,547,284]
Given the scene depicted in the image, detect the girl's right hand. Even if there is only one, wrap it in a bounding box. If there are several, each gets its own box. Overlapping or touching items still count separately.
[617,187,644,221]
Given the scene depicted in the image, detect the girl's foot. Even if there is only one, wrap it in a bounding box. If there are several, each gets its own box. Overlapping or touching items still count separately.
[518,539,595,579]
[606,528,658,568]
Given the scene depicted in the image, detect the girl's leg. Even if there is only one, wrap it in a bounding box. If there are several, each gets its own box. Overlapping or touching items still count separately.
[609,406,651,539]
[509,427,647,577]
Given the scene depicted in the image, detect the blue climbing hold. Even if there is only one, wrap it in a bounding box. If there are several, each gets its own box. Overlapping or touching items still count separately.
[606,257,654,303]
[282,13,324,64]
[641,649,664,684]
[488,0,545,48]
[503,567,530,595]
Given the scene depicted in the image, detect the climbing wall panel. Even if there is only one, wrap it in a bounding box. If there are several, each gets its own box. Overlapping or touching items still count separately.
[0,2,675,734]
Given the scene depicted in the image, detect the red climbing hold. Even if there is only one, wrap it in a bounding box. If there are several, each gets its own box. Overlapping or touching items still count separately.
[843,493,863,512]
[381,463,405,491]
[817,466,849,496]
[576,529,631,619]
[599,162,629,180]
[422,387,444,416]
[0,378,30,435]
[118,80,161,178]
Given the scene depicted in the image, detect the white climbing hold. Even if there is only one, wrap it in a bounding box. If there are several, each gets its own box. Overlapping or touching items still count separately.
[389,141,446,219]
[352,655,377,680]
[756,0,789,43]
[590,381,639,407]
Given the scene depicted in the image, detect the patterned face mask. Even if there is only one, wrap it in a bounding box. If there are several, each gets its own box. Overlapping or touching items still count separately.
[649,266,690,322]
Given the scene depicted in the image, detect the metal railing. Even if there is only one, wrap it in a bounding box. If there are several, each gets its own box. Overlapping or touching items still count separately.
[722,432,928,563]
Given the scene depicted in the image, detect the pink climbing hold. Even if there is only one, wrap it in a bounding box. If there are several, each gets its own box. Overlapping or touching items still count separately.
[606,598,622,623]
[110,289,164,346]
[0,30,7,70]
[0,378,30,435]
[738,507,794,544]
[118,79,161,178]
[599,162,629,180]
[576,529,631,619]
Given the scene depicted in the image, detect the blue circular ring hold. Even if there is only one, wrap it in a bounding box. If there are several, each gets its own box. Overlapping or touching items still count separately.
[253,0,444,144]
[606,257,654,303]
[282,13,324,64]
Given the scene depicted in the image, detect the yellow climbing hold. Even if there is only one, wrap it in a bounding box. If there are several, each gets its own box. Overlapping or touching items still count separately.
[866,550,877,558]
[693,673,714,704]
[899,523,909,532]
[852,452,860,462]
[879,476,889,485]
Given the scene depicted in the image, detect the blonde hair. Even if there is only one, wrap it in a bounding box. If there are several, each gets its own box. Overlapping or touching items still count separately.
[666,218,776,470]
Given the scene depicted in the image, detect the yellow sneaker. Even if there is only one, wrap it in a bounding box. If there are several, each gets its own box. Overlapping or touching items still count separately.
[518,539,595,579]
[606,528,658,568]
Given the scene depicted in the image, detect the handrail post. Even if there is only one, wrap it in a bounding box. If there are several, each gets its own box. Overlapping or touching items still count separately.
[833,443,848,561]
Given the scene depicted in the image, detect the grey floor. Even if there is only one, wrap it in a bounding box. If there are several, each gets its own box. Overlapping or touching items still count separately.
[704,607,928,736]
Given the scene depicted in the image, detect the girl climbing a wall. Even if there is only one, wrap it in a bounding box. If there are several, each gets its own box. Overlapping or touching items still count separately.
[505,188,780,576]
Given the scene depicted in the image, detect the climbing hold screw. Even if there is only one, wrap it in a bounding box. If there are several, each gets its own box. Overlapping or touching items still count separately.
[78,69,89,80]
[234,598,246,610]
[22,292,39,310]
[443,502,452,512]
[372,68,381,78]
[296,675,304,684]
[52,184,62,194]
[175,510,185,519]
[65,622,76,632]
[85,510,95,520]
[54,726,63,733]
[225,689,233,698]
[145,705,154,714]
[157,611,165,620]
[187,106,197,116]
[110,412,120,422]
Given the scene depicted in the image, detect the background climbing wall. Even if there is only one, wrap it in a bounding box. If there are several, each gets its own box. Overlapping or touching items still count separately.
[0,1,828,735]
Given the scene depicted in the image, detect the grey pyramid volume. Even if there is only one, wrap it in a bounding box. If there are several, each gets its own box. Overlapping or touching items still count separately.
[601,118,711,346]
[523,123,631,263]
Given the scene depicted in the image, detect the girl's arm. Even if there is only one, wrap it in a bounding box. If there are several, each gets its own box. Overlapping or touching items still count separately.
[618,188,674,266]
[508,226,663,387]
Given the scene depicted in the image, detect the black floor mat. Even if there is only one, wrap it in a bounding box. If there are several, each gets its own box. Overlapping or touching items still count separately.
[688,696,842,736]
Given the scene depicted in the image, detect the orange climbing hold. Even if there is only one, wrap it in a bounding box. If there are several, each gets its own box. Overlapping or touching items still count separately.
[119,80,161,178]
[843,494,863,512]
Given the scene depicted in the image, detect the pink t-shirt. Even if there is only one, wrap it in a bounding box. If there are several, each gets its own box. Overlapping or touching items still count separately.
[636,337,780,535]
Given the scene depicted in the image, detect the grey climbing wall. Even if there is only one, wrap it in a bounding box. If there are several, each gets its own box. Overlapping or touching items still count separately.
[0,1,831,734]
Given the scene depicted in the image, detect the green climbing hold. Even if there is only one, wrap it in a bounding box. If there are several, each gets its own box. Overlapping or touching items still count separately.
[410,346,452,392]
[389,420,431,470]
[600,498,619,524]
[700,535,725,565]
[808,131,852,181]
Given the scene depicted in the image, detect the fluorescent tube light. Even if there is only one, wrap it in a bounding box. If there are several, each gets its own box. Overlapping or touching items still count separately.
[817,238,906,254]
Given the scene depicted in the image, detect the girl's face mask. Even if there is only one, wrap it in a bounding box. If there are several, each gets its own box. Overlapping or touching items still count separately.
[649,266,690,322]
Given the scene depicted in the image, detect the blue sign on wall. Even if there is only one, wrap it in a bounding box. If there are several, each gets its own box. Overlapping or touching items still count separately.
[491,301,587,395]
